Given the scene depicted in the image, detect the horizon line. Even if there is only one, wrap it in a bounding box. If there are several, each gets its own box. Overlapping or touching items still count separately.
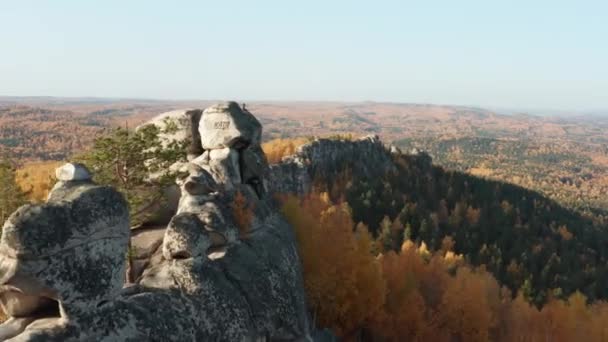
[1,95,607,116]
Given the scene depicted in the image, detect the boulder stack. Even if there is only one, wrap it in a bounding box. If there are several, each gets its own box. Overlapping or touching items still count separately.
[192,101,268,197]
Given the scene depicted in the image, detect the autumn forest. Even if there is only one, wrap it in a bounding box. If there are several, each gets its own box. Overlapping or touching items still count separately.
[1,98,608,341]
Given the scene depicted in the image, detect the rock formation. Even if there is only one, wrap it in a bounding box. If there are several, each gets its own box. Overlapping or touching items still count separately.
[0,103,309,341]
[0,171,130,341]
[268,134,396,195]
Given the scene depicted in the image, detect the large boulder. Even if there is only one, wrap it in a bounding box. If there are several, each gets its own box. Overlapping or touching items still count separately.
[54,163,91,181]
[161,212,227,260]
[0,175,130,340]
[136,109,192,147]
[204,147,242,190]
[199,102,262,150]
[136,108,204,159]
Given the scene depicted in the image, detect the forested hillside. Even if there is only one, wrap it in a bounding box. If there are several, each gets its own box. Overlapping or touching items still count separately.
[265,137,608,307]
[268,136,608,340]
[396,136,608,220]
[283,193,608,341]
[0,106,111,160]
[348,151,608,305]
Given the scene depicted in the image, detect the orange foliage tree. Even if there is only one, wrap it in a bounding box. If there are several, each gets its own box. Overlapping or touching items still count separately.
[231,190,254,239]
[15,161,62,202]
[281,193,385,337]
[261,137,310,164]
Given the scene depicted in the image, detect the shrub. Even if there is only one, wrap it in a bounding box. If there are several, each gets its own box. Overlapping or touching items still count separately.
[232,191,254,239]
[262,137,310,164]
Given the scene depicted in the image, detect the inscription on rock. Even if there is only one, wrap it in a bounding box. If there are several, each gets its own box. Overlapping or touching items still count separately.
[213,121,231,130]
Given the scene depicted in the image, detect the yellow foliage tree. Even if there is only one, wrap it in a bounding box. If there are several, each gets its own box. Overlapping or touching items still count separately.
[231,190,254,239]
[261,137,310,164]
[438,266,501,342]
[281,193,385,337]
[370,250,430,341]
[15,161,62,202]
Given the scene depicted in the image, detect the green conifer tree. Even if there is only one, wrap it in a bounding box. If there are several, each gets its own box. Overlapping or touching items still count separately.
[0,157,27,226]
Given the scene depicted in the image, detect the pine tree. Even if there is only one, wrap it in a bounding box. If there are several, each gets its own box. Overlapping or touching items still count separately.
[403,223,413,242]
[0,157,27,226]
[75,123,186,226]
[418,219,429,243]
[378,216,394,252]
[75,123,187,283]
[520,278,536,305]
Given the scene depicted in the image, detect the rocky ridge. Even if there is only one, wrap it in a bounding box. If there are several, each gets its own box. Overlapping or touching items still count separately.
[268,135,397,195]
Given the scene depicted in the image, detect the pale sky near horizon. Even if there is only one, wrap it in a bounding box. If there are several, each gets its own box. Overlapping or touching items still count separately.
[0,1,606,110]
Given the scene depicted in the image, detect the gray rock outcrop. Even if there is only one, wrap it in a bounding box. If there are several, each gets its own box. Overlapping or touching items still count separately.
[0,102,309,341]
[136,103,269,228]
[268,134,396,195]
[0,178,130,341]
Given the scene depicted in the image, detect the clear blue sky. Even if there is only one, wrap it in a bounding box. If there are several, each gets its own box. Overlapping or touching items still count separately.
[1,0,606,110]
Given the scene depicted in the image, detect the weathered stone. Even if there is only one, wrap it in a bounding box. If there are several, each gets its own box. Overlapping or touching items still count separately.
[240,144,269,197]
[150,183,182,226]
[177,186,245,240]
[205,148,242,189]
[0,318,36,341]
[138,211,309,341]
[136,108,198,150]
[233,183,273,222]
[162,213,226,260]
[131,226,166,260]
[190,150,210,166]
[181,163,219,196]
[0,183,130,339]
[54,163,91,181]
[199,102,262,150]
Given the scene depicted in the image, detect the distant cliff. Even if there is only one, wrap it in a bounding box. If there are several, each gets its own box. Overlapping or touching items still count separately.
[268,135,397,195]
